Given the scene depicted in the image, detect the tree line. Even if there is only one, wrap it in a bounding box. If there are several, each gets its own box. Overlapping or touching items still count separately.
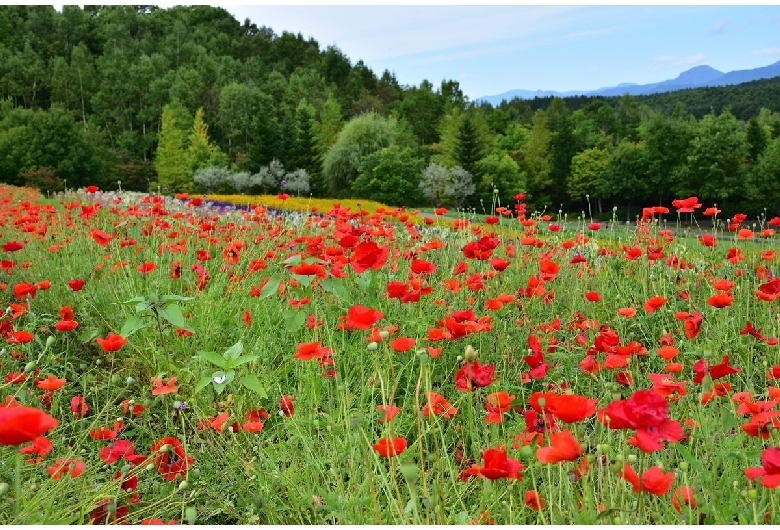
[1,5,779,217]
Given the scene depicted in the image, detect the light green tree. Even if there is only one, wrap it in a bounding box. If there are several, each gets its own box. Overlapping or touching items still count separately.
[154,104,191,192]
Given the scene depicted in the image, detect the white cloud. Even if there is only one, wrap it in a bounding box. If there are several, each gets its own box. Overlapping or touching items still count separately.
[747,47,780,58]
[711,18,729,34]
[649,54,706,71]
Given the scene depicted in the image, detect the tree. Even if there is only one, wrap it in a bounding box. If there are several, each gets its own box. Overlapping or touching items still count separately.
[418,163,475,208]
[746,116,769,164]
[747,135,780,216]
[315,94,343,157]
[398,80,443,146]
[640,110,695,205]
[454,112,486,178]
[601,140,650,220]
[568,147,610,207]
[322,112,397,196]
[680,110,747,204]
[188,107,219,173]
[351,146,423,205]
[475,152,525,209]
[293,99,323,195]
[154,104,191,192]
[545,98,576,209]
[521,111,553,209]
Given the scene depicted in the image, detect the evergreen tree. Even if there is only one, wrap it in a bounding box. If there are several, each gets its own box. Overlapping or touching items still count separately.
[188,107,215,173]
[154,104,191,192]
[454,113,484,178]
[294,99,324,196]
[746,116,769,164]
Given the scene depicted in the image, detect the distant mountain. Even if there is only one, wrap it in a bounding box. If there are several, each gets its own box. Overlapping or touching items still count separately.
[479,60,780,105]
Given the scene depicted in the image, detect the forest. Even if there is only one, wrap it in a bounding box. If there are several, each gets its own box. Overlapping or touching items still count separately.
[1,5,780,218]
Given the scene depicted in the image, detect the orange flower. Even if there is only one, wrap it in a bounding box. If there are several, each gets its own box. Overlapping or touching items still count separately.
[620,462,675,495]
[36,375,66,391]
[151,377,178,396]
[95,333,127,352]
[422,392,458,419]
[536,430,584,464]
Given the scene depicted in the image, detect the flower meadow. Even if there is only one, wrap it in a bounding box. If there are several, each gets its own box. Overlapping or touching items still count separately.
[1,184,780,524]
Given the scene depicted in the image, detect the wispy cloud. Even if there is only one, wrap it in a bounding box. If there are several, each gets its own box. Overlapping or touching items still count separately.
[747,47,780,58]
[649,54,706,71]
[711,18,729,34]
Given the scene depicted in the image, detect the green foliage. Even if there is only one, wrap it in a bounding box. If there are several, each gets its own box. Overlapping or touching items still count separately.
[680,110,747,203]
[350,145,423,206]
[195,341,266,398]
[154,104,191,192]
[475,151,525,208]
[746,116,769,164]
[601,140,650,219]
[188,107,219,173]
[21,166,64,194]
[567,147,610,203]
[322,112,397,195]
[746,135,780,215]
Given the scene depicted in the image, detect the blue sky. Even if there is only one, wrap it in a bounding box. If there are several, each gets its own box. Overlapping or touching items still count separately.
[218,4,780,100]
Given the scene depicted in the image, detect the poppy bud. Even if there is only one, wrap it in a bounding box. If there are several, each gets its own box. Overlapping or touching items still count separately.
[179,480,189,491]
[185,507,197,525]
[679,461,689,472]
[24,361,35,373]
[613,517,622,524]
[627,454,638,463]
[158,444,171,453]
[379,330,390,340]
[126,377,135,385]
[518,445,533,460]
[748,489,758,500]
[45,336,55,348]
[465,345,478,361]
[367,342,378,351]
[0,483,8,496]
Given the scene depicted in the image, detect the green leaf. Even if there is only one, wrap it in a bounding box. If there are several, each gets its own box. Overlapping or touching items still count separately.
[239,374,268,398]
[117,296,146,305]
[303,256,325,265]
[231,354,258,369]
[198,350,226,369]
[283,309,306,333]
[211,370,235,395]
[292,273,313,288]
[223,341,243,361]
[160,294,195,304]
[194,375,213,394]
[258,276,281,300]
[77,328,100,343]
[282,255,302,265]
[157,303,187,329]
[120,315,147,338]
[320,277,348,303]
[358,270,373,291]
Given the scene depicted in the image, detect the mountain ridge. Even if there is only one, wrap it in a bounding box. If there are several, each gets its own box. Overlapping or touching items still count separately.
[479,60,780,105]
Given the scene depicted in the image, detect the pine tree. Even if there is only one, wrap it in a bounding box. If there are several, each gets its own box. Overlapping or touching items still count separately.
[454,113,484,178]
[294,99,324,196]
[188,107,215,173]
[154,105,191,192]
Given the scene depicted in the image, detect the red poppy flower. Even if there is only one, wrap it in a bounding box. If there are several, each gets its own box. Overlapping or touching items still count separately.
[67,279,85,291]
[671,196,702,213]
[525,490,545,511]
[280,395,295,417]
[707,291,734,308]
[0,406,58,445]
[293,341,333,361]
[338,305,384,331]
[376,404,401,423]
[351,241,390,273]
[85,185,99,193]
[96,333,128,352]
[71,395,88,418]
[389,337,416,352]
[461,445,523,481]
[36,375,66,391]
[599,389,682,452]
[643,296,667,313]
[455,360,496,392]
[484,391,515,423]
[746,447,780,488]
[137,262,156,274]
[99,439,137,465]
[373,437,407,458]
[620,462,675,495]
[410,258,436,275]
[7,330,34,344]
[54,320,78,332]
[19,435,53,463]
[151,377,178,396]
[672,486,697,512]
[48,458,86,480]
[91,229,113,246]
[11,283,34,301]
[536,429,584,464]
[545,393,597,423]
[2,241,24,252]
[422,392,458,419]
[151,436,193,481]
[683,311,703,340]
[584,291,601,302]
